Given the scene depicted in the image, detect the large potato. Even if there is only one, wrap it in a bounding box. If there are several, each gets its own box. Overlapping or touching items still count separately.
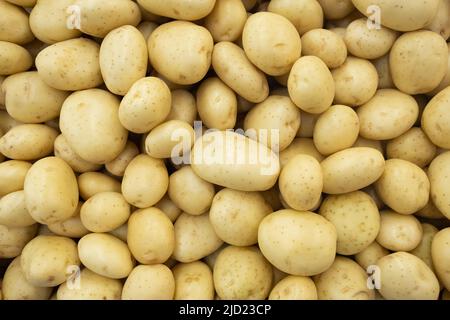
[0,160,31,197]
[137,0,215,20]
[269,276,317,300]
[431,228,450,290]
[0,0,34,45]
[0,224,37,258]
[0,41,32,76]
[428,152,450,219]
[204,0,247,42]
[422,86,450,149]
[173,261,214,300]
[0,190,36,228]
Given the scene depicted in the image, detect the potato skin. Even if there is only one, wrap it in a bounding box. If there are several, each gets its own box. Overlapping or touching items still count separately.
[173,261,214,300]
[269,275,318,300]
[137,0,216,21]
[0,41,32,76]
[422,86,450,149]
[431,228,450,291]
[428,152,450,219]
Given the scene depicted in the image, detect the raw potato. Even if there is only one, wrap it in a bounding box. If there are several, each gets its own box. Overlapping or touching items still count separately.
[173,261,214,300]
[354,241,389,270]
[0,0,34,44]
[301,29,347,69]
[269,276,318,300]
[54,135,101,174]
[214,246,273,300]
[0,110,23,133]
[4,0,36,6]
[20,235,80,287]
[155,195,182,223]
[127,207,175,265]
[428,152,450,219]
[204,0,247,42]
[279,138,324,167]
[48,202,89,238]
[108,224,128,243]
[375,159,429,215]
[78,172,121,201]
[0,41,32,76]
[137,0,215,21]
[166,90,197,124]
[0,190,36,228]
[416,199,446,220]
[372,54,394,89]
[377,252,440,300]
[0,160,31,197]
[318,0,354,20]
[422,86,450,149]
[209,188,272,246]
[105,141,139,177]
[258,210,337,276]
[0,224,37,258]
[426,0,450,40]
[431,228,450,290]
[409,223,438,270]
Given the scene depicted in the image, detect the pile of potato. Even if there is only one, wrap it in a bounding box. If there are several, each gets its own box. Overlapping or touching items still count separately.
[0,0,450,300]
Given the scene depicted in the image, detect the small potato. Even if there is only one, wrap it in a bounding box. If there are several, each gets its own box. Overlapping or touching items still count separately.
[209,188,272,246]
[78,172,121,201]
[204,0,247,42]
[422,86,450,149]
[173,212,223,263]
[48,202,89,238]
[197,77,237,130]
[409,223,438,270]
[24,157,79,224]
[173,261,214,300]
[0,160,31,197]
[166,90,197,124]
[137,0,215,21]
[269,276,317,300]
[57,268,122,300]
[372,54,394,89]
[353,136,384,154]
[320,191,380,255]
[390,31,448,95]
[431,228,450,290]
[122,264,175,300]
[355,241,389,270]
[105,141,139,177]
[428,152,450,219]
[314,256,375,300]
[375,159,429,215]
[0,224,37,258]
[36,38,102,91]
[288,56,335,114]
[279,155,322,211]
[212,41,269,103]
[54,135,101,174]
[301,29,347,69]
[0,41,32,76]
[317,0,354,20]
[279,138,324,167]
[214,246,273,300]
[321,147,385,194]
[127,207,175,264]
[0,0,34,44]
[21,235,80,287]
[78,233,134,279]
[121,154,168,208]
[0,190,36,228]
[259,210,337,276]
[119,77,172,134]
[377,252,440,300]
[155,195,182,223]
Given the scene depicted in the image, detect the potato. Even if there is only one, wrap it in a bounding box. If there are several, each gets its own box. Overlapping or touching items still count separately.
[314,256,375,300]
[353,137,384,155]
[355,241,389,270]
[122,264,175,300]
[297,112,319,138]
[209,188,272,246]
[0,160,31,197]
[191,131,280,192]
[173,261,214,300]
[212,41,269,103]
[137,0,215,21]
[149,21,213,85]
[0,41,32,75]
[197,77,237,130]
[416,199,446,220]
[372,54,394,89]
[60,89,128,164]
[375,159,429,215]
[422,87,450,149]
[317,0,354,19]
[54,135,101,174]
[204,0,246,42]
[173,212,223,263]
[288,56,334,114]
[105,142,139,177]
[269,275,317,300]
[2,257,52,300]
[0,0,34,44]
[259,210,336,276]
[121,154,168,208]
[108,224,128,243]
[279,138,324,167]
[166,90,197,124]
[409,223,438,270]
[431,228,450,290]
[428,152,450,219]
[214,246,273,300]
[119,77,172,134]
[0,76,4,106]
[78,233,134,279]
[29,0,81,44]
[426,0,450,40]
[78,172,121,201]
[301,29,347,69]
[0,224,37,258]
[36,38,102,91]
[24,157,78,224]
[377,252,440,300]
[21,235,80,287]
[0,191,36,228]
[4,0,36,6]
[321,147,385,194]
[390,31,448,95]
[47,202,89,238]
[352,0,439,32]
[57,268,122,300]
[155,195,182,223]
[0,110,22,133]
[428,44,450,96]
[127,207,175,264]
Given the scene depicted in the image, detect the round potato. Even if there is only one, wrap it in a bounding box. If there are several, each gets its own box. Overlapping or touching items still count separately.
[155,195,182,223]
[137,0,215,21]
[269,275,317,300]
[354,241,389,270]
[48,202,89,238]
[166,90,197,124]
[0,41,32,76]
[422,86,450,149]
[431,228,450,290]
[372,54,394,89]
[0,0,34,44]
[279,138,324,168]
[0,224,37,258]
[318,0,354,19]
[301,29,347,69]
[0,190,36,228]
[105,141,139,177]
[204,0,247,42]
[0,160,31,197]
[428,152,450,219]
[77,172,121,201]
[173,261,214,300]
[409,223,438,270]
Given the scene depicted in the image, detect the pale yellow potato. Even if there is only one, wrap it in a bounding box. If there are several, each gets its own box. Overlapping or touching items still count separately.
[0,0,34,44]
[191,131,280,192]
[204,0,247,42]
[2,257,52,300]
[137,0,215,20]
[21,235,80,287]
[29,0,81,44]
[127,207,175,264]
[155,195,182,223]
[173,212,223,263]
[332,56,378,107]
[0,190,36,228]
[279,138,324,168]
[375,159,429,215]
[48,202,89,238]
[122,264,175,300]
[352,136,384,154]
[214,246,273,300]
[288,56,334,114]
[105,141,139,177]
[0,224,37,258]
[259,210,337,276]
[409,223,438,270]
[426,0,450,40]
[137,2,169,23]
[77,172,121,201]
[173,261,214,300]
[314,256,375,300]
[431,228,450,290]
[121,154,168,208]
[297,111,320,138]
[355,241,389,270]
[209,188,272,246]
[269,276,317,300]
[212,41,269,103]
[197,77,237,130]
[372,54,394,89]
[0,160,30,197]
[78,233,134,279]
[422,87,450,149]
[428,44,450,96]
[428,152,450,219]
[377,252,440,299]
[390,31,448,95]
[321,147,385,194]
[268,0,323,35]
[0,41,32,75]
[301,29,347,69]
[35,38,102,91]
[317,0,354,19]
[24,157,78,224]
[166,90,197,124]
[320,191,380,255]
[57,268,122,300]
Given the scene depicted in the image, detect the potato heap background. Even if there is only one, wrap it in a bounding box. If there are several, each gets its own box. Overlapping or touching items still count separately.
[0,0,450,300]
